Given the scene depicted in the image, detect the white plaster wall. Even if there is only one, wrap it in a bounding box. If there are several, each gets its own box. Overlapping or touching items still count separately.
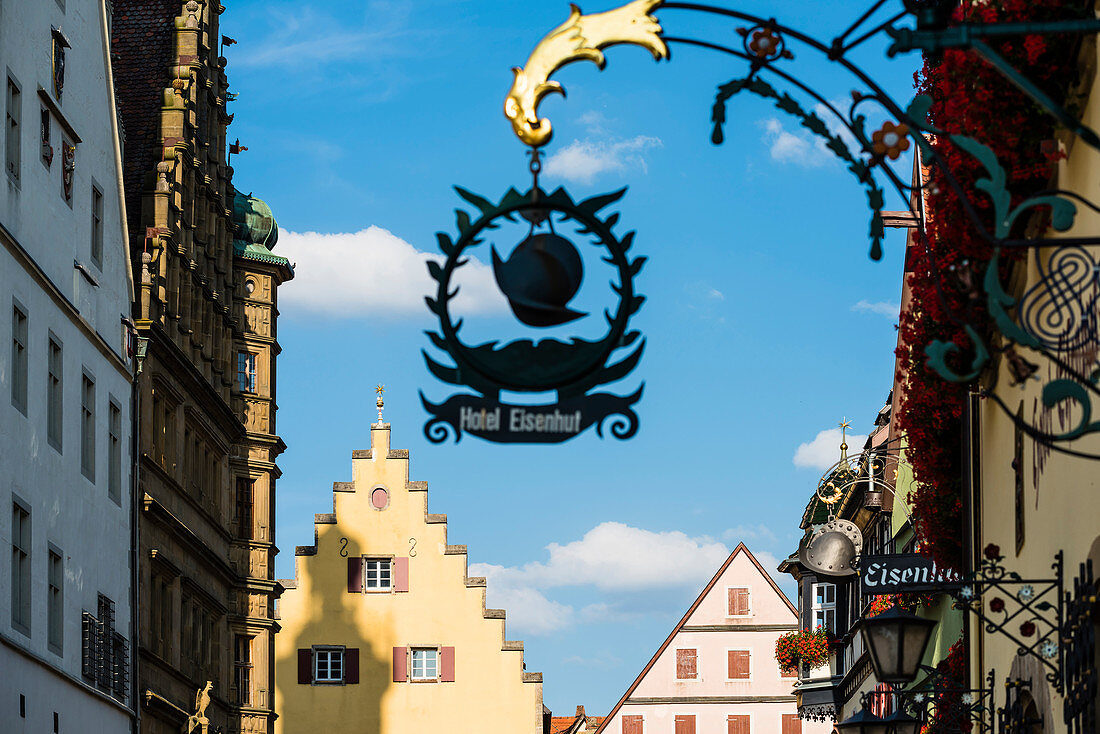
[0,0,134,727]
[0,644,131,734]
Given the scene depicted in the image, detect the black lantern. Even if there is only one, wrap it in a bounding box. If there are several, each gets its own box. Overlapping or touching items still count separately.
[837,709,890,734]
[861,606,938,684]
[881,708,922,734]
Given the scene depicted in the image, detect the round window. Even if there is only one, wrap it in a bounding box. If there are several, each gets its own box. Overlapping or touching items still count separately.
[244,279,256,295]
[371,487,389,510]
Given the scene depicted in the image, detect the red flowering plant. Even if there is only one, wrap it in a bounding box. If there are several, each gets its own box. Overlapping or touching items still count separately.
[775,628,832,671]
[897,0,1083,572]
[866,592,938,617]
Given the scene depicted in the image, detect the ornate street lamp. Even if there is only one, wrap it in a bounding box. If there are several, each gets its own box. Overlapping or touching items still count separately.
[860,606,937,684]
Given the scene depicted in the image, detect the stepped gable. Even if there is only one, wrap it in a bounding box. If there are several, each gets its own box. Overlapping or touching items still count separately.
[275,421,543,733]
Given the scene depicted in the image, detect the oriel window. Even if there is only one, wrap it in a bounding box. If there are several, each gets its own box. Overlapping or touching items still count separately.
[235,635,253,703]
[235,478,254,540]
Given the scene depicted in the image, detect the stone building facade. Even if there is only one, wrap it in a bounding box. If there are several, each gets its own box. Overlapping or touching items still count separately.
[1,0,136,731]
[111,2,292,732]
[275,420,545,734]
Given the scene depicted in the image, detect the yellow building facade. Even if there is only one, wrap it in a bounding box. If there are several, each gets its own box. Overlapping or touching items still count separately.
[968,32,1100,734]
[274,419,544,734]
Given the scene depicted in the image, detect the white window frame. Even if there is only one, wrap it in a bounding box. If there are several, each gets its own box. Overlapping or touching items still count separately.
[811,582,836,633]
[726,648,752,682]
[410,646,440,682]
[313,646,344,684]
[726,585,752,617]
[364,557,392,592]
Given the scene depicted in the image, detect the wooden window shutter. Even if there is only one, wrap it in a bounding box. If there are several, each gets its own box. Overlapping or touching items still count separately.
[675,714,696,734]
[728,650,750,679]
[729,587,750,615]
[441,646,455,682]
[675,648,697,679]
[345,648,359,684]
[392,646,407,682]
[783,715,802,734]
[622,715,643,734]
[347,557,363,593]
[728,715,750,734]
[297,649,312,684]
[394,557,409,592]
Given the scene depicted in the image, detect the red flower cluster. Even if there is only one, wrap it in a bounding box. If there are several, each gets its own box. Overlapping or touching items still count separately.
[896,0,1082,572]
[774,628,831,671]
[866,592,937,617]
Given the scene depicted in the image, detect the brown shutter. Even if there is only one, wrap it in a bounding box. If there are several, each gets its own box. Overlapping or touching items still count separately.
[441,646,455,682]
[297,649,312,684]
[345,648,359,684]
[347,557,363,593]
[675,648,697,679]
[675,714,696,734]
[737,588,750,615]
[622,715,643,734]
[728,715,750,734]
[783,715,802,734]
[394,557,409,592]
[728,650,750,679]
[392,646,407,682]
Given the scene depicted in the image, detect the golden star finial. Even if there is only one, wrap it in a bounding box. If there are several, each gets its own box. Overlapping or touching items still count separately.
[838,417,851,452]
[375,384,385,425]
[375,384,385,396]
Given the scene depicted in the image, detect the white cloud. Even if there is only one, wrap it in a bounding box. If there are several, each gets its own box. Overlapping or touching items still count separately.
[722,523,778,545]
[852,299,900,318]
[469,522,731,635]
[759,101,862,168]
[793,428,868,470]
[276,226,506,318]
[578,110,611,135]
[543,136,663,184]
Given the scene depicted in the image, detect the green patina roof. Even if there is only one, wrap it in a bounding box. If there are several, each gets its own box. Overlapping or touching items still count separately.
[231,189,292,271]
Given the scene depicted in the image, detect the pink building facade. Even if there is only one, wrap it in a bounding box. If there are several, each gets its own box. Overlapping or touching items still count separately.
[596,544,834,734]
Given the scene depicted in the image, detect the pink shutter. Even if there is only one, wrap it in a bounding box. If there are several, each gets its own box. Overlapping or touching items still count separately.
[347,557,363,593]
[297,649,312,684]
[441,646,455,682]
[394,557,409,592]
[392,646,407,682]
[345,648,359,684]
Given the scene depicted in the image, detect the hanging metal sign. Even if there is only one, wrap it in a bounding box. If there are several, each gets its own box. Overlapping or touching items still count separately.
[859,553,963,595]
[420,183,646,443]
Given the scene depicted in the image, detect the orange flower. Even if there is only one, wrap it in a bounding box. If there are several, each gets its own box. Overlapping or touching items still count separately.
[749,28,781,59]
[872,121,911,160]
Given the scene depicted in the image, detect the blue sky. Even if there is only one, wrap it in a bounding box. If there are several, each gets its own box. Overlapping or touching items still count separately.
[223,0,920,714]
